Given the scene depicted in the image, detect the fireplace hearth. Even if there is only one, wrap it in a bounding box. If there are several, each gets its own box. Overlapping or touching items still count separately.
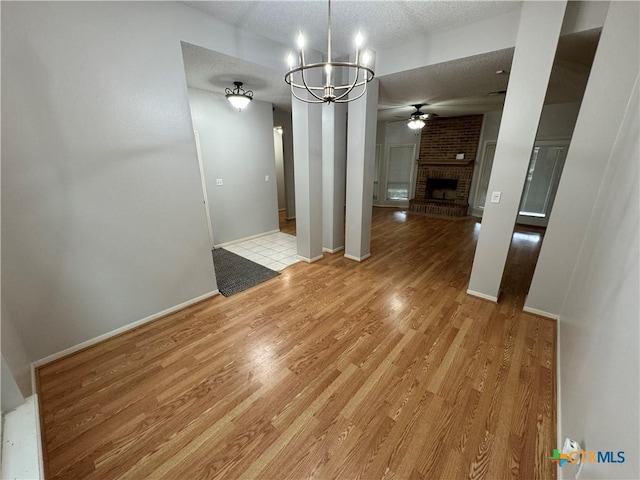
[410,164,474,217]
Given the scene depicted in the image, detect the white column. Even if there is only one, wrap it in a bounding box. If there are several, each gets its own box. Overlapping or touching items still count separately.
[322,102,347,253]
[291,62,323,263]
[467,1,567,300]
[345,78,379,261]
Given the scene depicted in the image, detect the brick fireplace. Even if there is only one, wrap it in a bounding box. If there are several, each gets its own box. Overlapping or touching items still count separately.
[409,115,482,217]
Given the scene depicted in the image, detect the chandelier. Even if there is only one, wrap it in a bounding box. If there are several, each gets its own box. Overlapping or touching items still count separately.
[284,0,374,104]
[225,81,253,111]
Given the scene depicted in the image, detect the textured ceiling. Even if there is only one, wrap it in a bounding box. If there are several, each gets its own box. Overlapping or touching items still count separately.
[183,1,522,57]
[181,42,291,111]
[181,2,600,120]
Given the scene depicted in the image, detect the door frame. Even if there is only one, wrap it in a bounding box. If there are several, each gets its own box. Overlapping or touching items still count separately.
[516,138,570,227]
[193,130,215,249]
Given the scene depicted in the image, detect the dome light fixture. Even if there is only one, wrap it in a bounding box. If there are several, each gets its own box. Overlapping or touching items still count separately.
[284,0,374,104]
[225,81,253,111]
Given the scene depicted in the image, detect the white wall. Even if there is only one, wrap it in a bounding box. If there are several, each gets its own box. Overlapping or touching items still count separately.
[1,1,290,364]
[374,120,421,207]
[523,4,639,477]
[1,304,32,397]
[556,77,638,480]
[187,88,279,245]
[1,356,24,413]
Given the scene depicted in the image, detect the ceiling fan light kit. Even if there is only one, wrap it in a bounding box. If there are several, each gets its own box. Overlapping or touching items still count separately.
[284,0,375,104]
[225,81,253,111]
[407,104,429,129]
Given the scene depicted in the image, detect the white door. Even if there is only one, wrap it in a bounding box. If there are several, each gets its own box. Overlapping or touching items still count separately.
[385,144,416,202]
[517,141,569,226]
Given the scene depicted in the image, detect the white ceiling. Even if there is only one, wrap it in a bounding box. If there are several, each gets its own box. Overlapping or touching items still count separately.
[181,41,291,111]
[183,1,522,58]
[180,1,600,121]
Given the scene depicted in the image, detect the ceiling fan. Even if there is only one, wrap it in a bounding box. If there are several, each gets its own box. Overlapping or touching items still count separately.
[405,104,433,129]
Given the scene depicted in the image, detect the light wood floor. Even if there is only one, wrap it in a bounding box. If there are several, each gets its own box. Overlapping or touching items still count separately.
[37,208,555,480]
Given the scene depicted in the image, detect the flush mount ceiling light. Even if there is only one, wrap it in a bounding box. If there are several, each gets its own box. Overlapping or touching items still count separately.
[284,0,374,104]
[407,104,429,130]
[225,81,253,111]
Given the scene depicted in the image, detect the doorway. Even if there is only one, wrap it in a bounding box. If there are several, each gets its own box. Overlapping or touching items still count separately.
[516,140,568,227]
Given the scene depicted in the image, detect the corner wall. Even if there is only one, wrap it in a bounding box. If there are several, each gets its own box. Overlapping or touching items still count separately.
[525,2,639,478]
[556,75,638,480]
[1,1,291,364]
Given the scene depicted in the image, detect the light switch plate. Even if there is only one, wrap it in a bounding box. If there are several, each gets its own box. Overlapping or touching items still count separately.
[491,191,501,203]
[265,175,269,182]
[216,178,223,186]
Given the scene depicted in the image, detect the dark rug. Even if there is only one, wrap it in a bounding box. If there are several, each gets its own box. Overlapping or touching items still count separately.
[212,248,280,297]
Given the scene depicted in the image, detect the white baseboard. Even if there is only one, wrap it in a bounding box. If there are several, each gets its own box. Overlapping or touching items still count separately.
[32,290,219,368]
[344,252,371,262]
[466,289,498,302]
[214,230,280,248]
[322,246,344,254]
[34,394,44,480]
[522,306,560,320]
[297,254,324,263]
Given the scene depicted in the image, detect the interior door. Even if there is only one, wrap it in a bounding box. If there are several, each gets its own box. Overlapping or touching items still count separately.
[517,141,569,226]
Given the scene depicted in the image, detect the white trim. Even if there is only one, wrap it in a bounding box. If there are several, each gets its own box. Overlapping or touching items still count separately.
[322,246,344,253]
[466,289,498,302]
[344,252,371,262]
[30,363,37,399]
[32,290,219,368]
[297,254,324,263]
[214,229,280,248]
[278,208,286,212]
[193,130,215,250]
[522,306,560,320]
[285,216,296,221]
[33,394,44,479]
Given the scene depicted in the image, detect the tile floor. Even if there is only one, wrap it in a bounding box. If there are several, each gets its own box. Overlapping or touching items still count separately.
[223,232,300,271]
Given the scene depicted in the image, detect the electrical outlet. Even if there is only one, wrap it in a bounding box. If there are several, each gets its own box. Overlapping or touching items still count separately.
[491,191,501,203]
[216,178,223,186]
[562,437,581,456]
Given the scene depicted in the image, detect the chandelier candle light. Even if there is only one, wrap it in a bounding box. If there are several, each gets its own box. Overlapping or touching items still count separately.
[285,0,374,104]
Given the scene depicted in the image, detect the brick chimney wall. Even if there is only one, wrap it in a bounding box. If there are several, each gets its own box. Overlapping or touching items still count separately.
[411,115,483,217]
[419,115,483,163]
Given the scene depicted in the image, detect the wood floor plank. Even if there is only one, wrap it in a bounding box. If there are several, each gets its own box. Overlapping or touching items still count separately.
[37,208,556,480]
